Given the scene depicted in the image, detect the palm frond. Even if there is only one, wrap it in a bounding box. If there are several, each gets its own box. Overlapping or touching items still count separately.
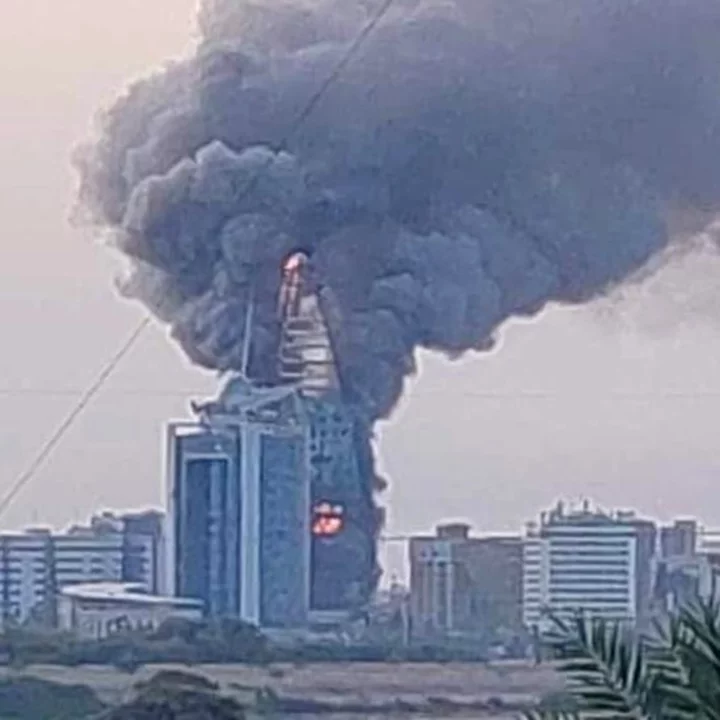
[656,597,720,720]
[522,711,579,720]
[528,612,700,720]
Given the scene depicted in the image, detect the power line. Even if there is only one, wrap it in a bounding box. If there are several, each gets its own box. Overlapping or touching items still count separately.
[0,0,397,522]
[0,318,150,521]
[5,388,720,400]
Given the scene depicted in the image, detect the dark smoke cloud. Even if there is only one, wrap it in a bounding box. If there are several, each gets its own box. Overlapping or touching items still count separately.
[77,0,720,420]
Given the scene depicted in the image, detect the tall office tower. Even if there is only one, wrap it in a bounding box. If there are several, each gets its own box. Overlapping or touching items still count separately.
[278,252,378,619]
[166,378,311,628]
[165,251,377,627]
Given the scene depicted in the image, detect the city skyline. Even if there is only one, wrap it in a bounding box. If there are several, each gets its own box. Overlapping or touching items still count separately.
[3,0,720,554]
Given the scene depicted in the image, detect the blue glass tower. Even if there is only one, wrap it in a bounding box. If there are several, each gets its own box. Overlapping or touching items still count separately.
[165,379,311,628]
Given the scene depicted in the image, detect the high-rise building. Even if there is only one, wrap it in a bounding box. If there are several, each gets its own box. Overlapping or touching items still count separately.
[165,251,378,627]
[522,503,655,632]
[409,524,523,640]
[305,395,377,620]
[278,252,378,618]
[165,378,312,628]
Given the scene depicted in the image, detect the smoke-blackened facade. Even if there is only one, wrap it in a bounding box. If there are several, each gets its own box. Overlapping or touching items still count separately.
[305,396,378,614]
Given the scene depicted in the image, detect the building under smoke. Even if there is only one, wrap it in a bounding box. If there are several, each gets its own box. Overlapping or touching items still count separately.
[78,0,720,623]
[165,253,378,626]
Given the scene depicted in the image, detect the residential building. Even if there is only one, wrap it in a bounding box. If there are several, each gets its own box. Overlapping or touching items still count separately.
[0,511,164,629]
[0,530,56,627]
[409,523,523,640]
[523,503,654,631]
[0,528,123,628]
[68,510,163,594]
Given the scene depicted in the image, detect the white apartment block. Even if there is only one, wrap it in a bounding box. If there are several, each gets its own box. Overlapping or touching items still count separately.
[53,534,124,589]
[0,529,129,627]
[523,504,644,631]
[0,531,54,627]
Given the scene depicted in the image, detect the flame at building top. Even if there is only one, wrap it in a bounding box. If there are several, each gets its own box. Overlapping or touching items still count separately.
[278,251,309,320]
[277,251,340,398]
[76,0,720,422]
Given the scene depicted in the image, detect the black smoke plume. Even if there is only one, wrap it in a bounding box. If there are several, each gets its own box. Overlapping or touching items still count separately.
[77,0,720,420]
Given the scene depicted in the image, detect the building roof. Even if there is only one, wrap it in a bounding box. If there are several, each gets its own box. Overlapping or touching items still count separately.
[59,582,202,610]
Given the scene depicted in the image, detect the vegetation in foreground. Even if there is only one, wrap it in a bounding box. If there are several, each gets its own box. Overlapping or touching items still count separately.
[99,670,246,720]
[0,675,105,720]
[525,598,720,719]
[0,615,515,670]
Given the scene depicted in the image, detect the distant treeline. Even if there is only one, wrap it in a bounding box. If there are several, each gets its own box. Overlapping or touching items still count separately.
[0,617,499,669]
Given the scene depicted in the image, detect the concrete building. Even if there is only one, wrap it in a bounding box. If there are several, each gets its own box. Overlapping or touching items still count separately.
[166,377,312,628]
[653,552,720,613]
[653,520,720,614]
[409,524,523,641]
[523,503,654,631]
[0,529,123,628]
[0,512,163,629]
[0,531,57,627]
[67,510,162,594]
[661,520,697,559]
[58,582,202,640]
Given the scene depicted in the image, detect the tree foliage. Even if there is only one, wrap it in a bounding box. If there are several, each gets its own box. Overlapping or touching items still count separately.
[0,676,105,720]
[98,669,245,720]
[526,598,720,719]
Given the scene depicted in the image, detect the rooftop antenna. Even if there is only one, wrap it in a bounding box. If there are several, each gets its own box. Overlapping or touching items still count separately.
[240,286,255,381]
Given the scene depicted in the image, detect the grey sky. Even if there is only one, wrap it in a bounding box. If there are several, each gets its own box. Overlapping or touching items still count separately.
[1,1,720,582]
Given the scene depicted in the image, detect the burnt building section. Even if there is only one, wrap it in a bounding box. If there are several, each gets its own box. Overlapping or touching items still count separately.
[279,252,379,620]
[304,396,378,620]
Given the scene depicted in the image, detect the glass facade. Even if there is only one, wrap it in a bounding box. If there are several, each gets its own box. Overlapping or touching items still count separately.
[173,431,241,617]
[170,412,310,627]
[259,434,308,627]
[169,382,375,626]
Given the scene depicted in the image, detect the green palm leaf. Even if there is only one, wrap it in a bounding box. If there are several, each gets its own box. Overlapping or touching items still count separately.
[523,608,708,720]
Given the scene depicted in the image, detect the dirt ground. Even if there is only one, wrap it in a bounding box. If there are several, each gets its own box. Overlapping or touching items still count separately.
[0,660,562,713]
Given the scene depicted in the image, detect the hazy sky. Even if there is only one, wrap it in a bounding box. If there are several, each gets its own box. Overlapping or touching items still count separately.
[2,1,720,579]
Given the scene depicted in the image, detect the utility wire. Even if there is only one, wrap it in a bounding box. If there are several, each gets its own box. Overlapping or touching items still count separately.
[0,318,150,520]
[0,0,397,522]
[4,388,720,400]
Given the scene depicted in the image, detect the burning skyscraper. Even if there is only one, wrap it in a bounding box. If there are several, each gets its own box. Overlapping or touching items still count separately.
[77,0,720,623]
[165,250,378,626]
